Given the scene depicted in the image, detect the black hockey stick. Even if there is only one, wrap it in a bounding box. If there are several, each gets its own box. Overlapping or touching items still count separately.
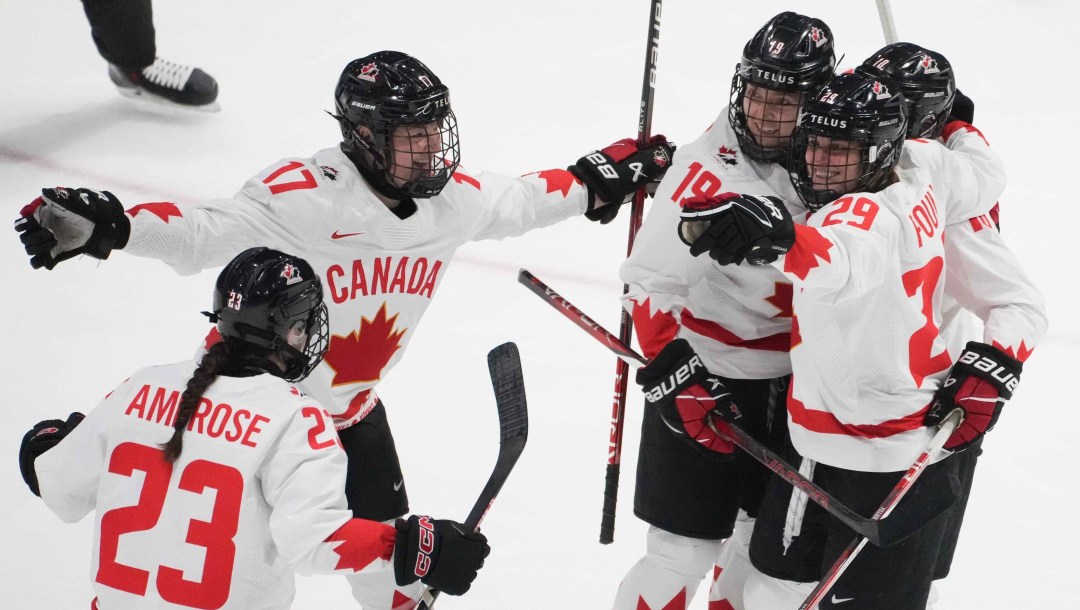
[602,0,664,546]
[518,268,957,547]
[418,342,528,610]
[798,408,962,609]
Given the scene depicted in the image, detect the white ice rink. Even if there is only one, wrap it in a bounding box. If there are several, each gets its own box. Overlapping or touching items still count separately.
[2,1,1077,608]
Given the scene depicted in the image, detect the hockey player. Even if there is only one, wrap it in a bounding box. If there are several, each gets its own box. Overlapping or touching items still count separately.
[857,42,1048,604]
[614,12,835,610]
[13,50,673,610]
[18,247,490,610]
[674,71,1030,609]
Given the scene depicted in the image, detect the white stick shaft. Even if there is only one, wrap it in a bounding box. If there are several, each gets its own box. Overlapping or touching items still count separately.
[875,0,900,44]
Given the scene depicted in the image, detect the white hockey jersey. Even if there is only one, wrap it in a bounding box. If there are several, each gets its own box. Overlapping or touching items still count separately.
[121,147,588,427]
[35,361,397,610]
[774,123,1011,472]
[621,111,809,378]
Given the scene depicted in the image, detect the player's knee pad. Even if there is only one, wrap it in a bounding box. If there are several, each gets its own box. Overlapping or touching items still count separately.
[646,526,727,577]
[743,567,816,610]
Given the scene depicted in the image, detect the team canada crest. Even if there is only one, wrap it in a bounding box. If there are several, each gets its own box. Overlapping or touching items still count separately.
[281,264,303,286]
[810,27,828,48]
[715,145,739,166]
[916,54,941,75]
[358,62,379,82]
[320,165,339,181]
[872,80,891,100]
[653,147,671,168]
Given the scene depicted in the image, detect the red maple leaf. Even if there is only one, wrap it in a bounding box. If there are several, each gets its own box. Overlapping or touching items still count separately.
[450,167,481,190]
[790,313,802,348]
[637,588,687,610]
[323,303,407,386]
[391,591,418,610]
[783,225,834,280]
[531,168,580,197]
[764,282,794,319]
[992,339,1035,363]
[325,518,395,572]
[126,202,182,223]
[631,297,679,359]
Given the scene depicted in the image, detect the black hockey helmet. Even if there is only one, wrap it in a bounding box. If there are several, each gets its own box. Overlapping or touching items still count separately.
[857,43,955,139]
[729,12,837,162]
[210,247,329,382]
[789,72,909,209]
[334,50,460,200]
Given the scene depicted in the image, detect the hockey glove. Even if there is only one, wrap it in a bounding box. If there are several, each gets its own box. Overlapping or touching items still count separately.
[15,187,130,269]
[19,412,85,496]
[570,135,675,223]
[637,339,743,457]
[925,341,1022,452]
[393,515,490,596]
[678,193,795,266]
[948,89,974,125]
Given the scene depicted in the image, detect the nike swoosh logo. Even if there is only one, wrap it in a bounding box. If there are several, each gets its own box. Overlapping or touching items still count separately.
[331,230,365,239]
[393,480,404,491]
[831,595,855,604]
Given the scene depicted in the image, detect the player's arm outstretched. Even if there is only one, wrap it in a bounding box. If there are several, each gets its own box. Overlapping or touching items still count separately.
[264,405,490,595]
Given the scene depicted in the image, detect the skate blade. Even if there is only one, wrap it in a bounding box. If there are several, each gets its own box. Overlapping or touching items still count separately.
[114,86,221,113]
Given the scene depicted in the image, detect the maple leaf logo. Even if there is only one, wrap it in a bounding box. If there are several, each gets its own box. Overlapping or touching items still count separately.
[636,587,687,610]
[783,225,834,280]
[126,202,182,223]
[631,297,679,360]
[764,282,794,319]
[323,303,408,386]
[325,519,394,572]
[992,340,1035,363]
[529,168,579,197]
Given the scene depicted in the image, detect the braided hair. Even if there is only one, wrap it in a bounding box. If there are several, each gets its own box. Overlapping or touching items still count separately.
[160,341,232,463]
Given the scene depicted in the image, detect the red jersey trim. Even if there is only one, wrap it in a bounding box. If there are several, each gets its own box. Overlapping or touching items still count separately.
[787,381,930,438]
[681,309,791,352]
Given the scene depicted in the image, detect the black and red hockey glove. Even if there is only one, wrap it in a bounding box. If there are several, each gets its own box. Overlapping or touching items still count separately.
[393,515,490,596]
[570,135,675,223]
[636,339,743,457]
[19,412,85,496]
[14,187,130,270]
[678,192,795,266]
[925,341,1022,452]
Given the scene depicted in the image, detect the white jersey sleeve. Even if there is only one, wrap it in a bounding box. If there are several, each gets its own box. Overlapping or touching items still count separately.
[943,218,1047,362]
[449,167,589,242]
[261,406,394,576]
[920,122,1006,225]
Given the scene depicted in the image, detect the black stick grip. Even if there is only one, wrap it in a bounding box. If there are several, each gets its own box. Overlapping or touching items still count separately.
[600,463,621,544]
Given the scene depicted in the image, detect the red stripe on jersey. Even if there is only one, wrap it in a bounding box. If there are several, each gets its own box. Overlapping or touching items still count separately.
[942,121,989,146]
[631,298,680,360]
[682,309,791,352]
[787,381,930,438]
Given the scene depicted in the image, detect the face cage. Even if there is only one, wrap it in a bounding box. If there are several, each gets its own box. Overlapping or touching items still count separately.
[728,71,805,163]
[790,129,895,210]
[282,301,329,382]
[358,111,461,199]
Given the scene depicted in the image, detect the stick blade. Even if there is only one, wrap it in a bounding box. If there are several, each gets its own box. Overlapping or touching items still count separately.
[488,342,528,444]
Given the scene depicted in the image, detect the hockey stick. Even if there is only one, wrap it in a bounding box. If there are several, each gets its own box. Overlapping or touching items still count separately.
[418,342,528,610]
[875,0,900,44]
[798,408,963,610]
[601,0,663,546]
[519,268,957,547]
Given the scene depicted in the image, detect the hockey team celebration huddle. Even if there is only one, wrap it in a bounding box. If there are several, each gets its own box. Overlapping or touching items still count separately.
[11,3,1047,610]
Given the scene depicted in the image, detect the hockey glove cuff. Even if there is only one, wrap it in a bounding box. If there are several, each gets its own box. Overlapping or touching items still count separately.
[19,412,85,496]
[15,187,130,269]
[925,341,1022,452]
[571,135,675,223]
[393,515,490,596]
[678,193,794,266]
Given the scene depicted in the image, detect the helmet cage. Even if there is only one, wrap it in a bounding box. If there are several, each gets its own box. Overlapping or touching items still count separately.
[789,76,908,210]
[728,12,837,162]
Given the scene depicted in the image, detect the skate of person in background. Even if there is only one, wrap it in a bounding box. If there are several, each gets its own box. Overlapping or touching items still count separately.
[14,50,673,610]
[856,42,1047,607]
[17,247,489,610]
[613,12,835,610]
[82,0,218,108]
[676,70,1029,610]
